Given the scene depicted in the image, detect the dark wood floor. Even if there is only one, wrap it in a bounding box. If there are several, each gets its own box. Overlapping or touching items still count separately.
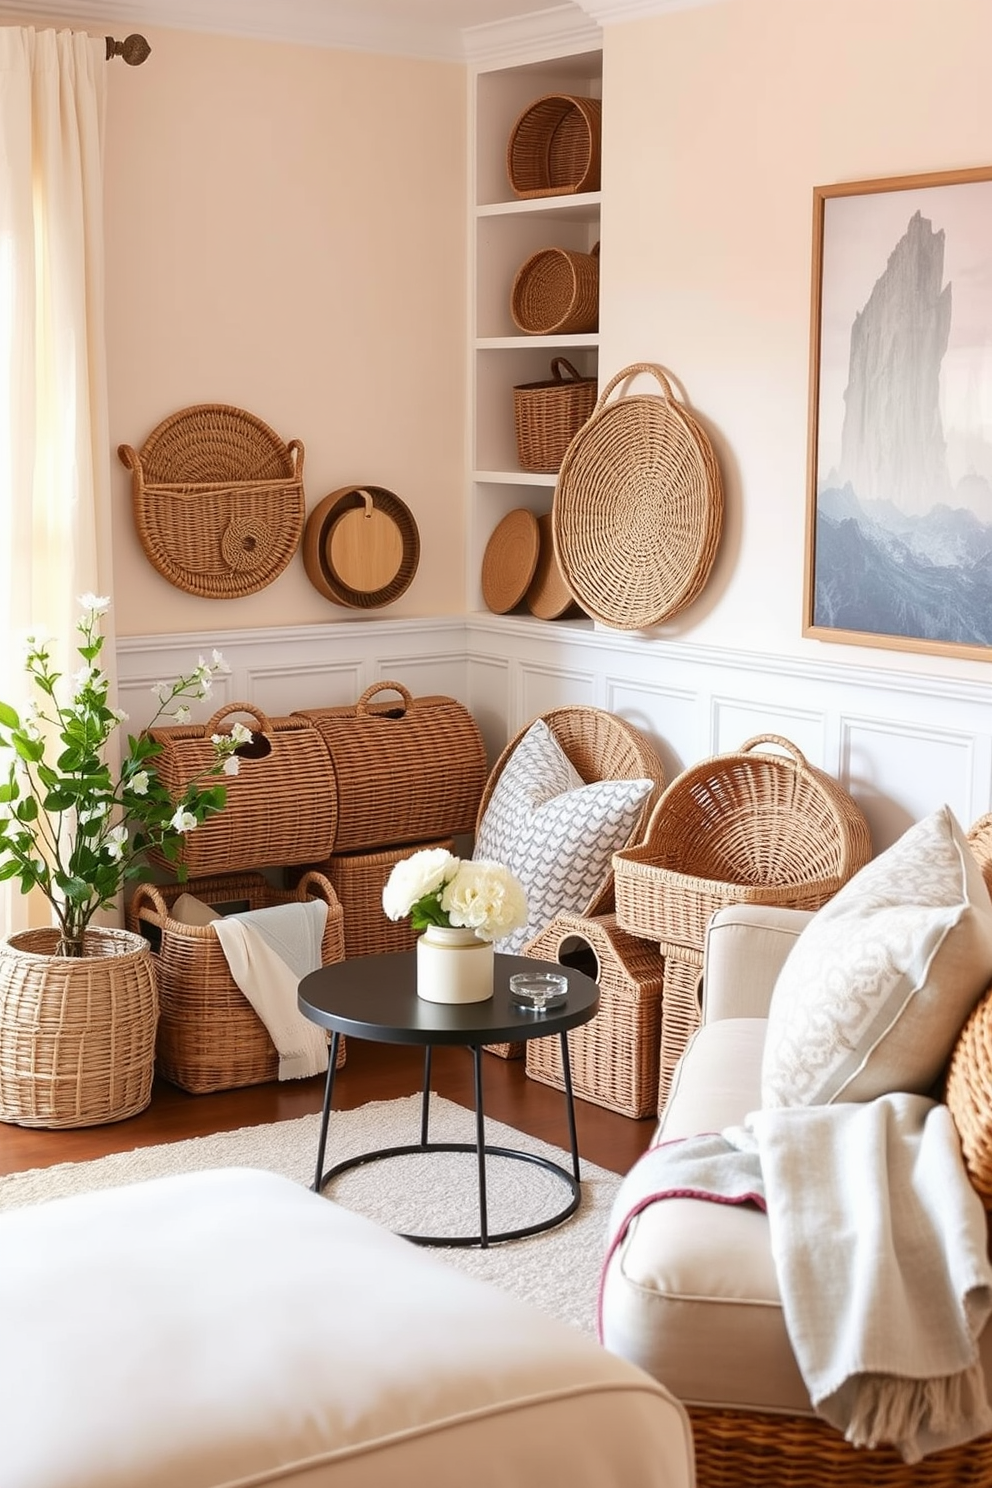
[0,1039,658,1178]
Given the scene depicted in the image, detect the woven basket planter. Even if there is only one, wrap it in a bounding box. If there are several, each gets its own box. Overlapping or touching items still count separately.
[295,682,487,853]
[118,404,305,599]
[506,93,602,198]
[513,357,597,472]
[147,704,338,877]
[614,734,872,954]
[0,927,157,1128]
[511,248,599,336]
[553,362,724,630]
[523,913,665,1118]
[688,1404,992,1488]
[127,871,345,1095]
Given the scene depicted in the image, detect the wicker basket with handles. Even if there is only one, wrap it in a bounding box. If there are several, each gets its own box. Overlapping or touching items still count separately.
[613,734,872,953]
[127,870,345,1094]
[147,703,337,877]
[295,682,487,854]
[513,357,597,473]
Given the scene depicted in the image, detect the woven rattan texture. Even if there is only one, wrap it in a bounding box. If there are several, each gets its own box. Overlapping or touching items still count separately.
[118,404,305,598]
[128,872,345,1095]
[318,839,456,960]
[481,508,540,613]
[513,357,597,473]
[302,485,420,609]
[526,512,582,619]
[553,362,724,629]
[511,249,599,336]
[476,705,665,915]
[296,682,487,853]
[656,947,704,1113]
[614,734,872,954]
[148,704,337,877]
[688,1404,992,1487]
[506,93,602,198]
[0,927,157,1128]
[523,913,665,1117]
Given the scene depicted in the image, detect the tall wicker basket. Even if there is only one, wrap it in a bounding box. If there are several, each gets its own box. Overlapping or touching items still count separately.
[128,871,345,1094]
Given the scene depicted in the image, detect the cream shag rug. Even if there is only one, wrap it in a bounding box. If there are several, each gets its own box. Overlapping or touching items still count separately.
[0,1095,620,1336]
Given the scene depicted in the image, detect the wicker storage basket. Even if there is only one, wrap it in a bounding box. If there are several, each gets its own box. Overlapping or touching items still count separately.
[146,704,337,877]
[513,358,597,472]
[0,927,157,1129]
[295,682,487,853]
[687,1404,992,1488]
[553,362,724,630]
[523,913,665,1118]
[127,871,345,1095]
[613,734,872,952]
[656,945,704,1113]
[318,838,456,960]
[511,249,599,336]
[118,404,305,599]
[506,93,602,198]
[477,705,666,916]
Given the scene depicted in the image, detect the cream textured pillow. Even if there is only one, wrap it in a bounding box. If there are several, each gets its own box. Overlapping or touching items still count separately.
[761,805,992,1107]
[473,719,653,956]
[169,893,223,927]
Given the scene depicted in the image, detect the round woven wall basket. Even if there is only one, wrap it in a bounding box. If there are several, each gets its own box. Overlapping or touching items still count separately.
[303,485,420,609]
[506,93,602,198]
[0,927,158,1128]
[552,362,724,630]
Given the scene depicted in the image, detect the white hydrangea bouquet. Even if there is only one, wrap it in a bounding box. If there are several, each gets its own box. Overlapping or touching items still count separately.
[382,846,528,943]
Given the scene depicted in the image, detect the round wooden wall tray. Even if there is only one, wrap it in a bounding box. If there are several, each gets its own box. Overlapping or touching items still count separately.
[526,512,582,620]
[481,508,540,614]
[303,486,420,608]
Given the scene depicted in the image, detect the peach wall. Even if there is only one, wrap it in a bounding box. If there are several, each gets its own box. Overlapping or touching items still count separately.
[601,0,992,679]
[1,14,467,636]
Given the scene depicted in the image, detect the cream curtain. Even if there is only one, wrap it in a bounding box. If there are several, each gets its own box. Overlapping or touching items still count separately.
[0,28,113,939]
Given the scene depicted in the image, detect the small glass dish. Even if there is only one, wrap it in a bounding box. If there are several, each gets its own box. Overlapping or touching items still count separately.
[510,971,568,1012]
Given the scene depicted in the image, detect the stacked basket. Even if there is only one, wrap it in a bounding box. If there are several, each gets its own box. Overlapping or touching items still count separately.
[613,735,873,1111]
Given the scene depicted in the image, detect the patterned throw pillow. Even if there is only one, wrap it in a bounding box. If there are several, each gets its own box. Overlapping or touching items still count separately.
[761,805,992,1107]
[473,719,653,956]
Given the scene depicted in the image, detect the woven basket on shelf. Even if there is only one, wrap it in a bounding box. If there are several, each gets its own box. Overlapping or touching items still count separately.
[613,734,872,953]
[118,404,305,599]
[511,248,599,336]
[295,682,487,854]
[688,1404,992,1488]
[513,357,597,472]
[147,704,337,877]
[506,93,602,198]
[523,913,665,1118]
[0,927,157,1129]
[553,362,724,630]
[127,871,345,1095]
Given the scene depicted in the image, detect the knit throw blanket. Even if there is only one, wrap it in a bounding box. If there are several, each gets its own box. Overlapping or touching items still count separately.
[602,1092,992,1463]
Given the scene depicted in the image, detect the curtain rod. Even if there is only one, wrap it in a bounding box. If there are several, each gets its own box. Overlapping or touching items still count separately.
[105,34,151,66]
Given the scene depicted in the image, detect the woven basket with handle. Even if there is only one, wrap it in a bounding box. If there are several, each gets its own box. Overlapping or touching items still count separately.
[513,357,597,472]
[127,870,345,1094]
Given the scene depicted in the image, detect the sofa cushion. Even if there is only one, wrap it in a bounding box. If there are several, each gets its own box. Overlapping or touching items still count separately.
[473,719,652,955]
[761,805,992,1107]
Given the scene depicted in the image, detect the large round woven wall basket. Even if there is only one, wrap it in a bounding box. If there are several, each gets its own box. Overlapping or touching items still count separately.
[0,927,158,1128]
[118,404,306,599]
[552,363,724,630]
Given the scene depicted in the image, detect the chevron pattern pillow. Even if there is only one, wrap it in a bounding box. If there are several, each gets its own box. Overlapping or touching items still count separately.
[473,719,653,956]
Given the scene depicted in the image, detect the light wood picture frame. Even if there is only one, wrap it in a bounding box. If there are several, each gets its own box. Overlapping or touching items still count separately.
[803,164,992,659]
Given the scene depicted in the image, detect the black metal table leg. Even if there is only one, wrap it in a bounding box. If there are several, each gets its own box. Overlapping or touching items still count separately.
[420,1045,432,1146]
[312,1030,341,1192]
[559,1029,581,1182]
[473,1044,489,1248]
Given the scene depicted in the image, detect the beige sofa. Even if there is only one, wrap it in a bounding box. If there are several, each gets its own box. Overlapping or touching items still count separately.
[0,1165,694,1488]
[600,900,992,1487]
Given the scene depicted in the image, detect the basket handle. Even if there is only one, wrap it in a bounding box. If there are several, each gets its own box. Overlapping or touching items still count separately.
[356,681,414,717]
[738,733,811,772]
[129,881,167,921]
[204,702,272,734]
[293,870,342,912]
[287,437,305,476]
[592,362,677,416]
[117,443,139,474]
[550,357,585,384]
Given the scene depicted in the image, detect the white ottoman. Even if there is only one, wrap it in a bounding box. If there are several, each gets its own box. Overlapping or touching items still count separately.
[0,1166,694,1488]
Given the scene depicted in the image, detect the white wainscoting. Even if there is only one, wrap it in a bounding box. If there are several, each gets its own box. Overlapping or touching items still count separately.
[118,614,992,856]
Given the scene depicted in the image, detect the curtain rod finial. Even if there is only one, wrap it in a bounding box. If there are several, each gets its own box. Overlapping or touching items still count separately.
[105,34,151,66]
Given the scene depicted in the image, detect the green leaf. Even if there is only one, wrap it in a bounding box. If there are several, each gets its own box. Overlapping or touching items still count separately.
[0,702,20,729]
[12,733,44,764]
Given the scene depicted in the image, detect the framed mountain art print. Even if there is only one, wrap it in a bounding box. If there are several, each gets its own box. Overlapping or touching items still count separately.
[803,164,992,659]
